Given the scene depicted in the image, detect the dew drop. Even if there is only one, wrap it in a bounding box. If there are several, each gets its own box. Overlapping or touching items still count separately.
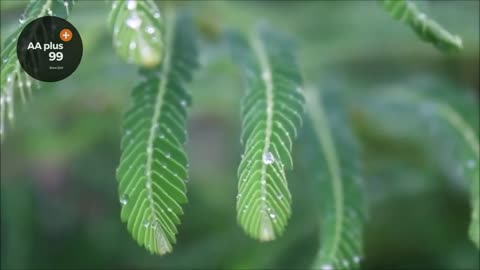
[126,15,142,29]
[129,41,137,50]
[2,58,7,63]
[127,0,137,10]
[261,196,266,201]
[269,213,276,219]
[342,260,349,267]
[146,25,155,34]
[47,9,53,16]
[321,264,333,270]
[143,219,150,228]
[466,159,477,169]
[180,100,187,107]
[353,256,361,263]
[166,153,171,159]
[261,180,266,185]
[167,208,172,212]
[262,151,275,165]
[262,71,271,81]
[19,14,25,24]
[6,75,13,83]
[236,194,242,199]
[120,194,129,206]
[145,181,151,188]
[153,12,161,19]
[147,147,153,154]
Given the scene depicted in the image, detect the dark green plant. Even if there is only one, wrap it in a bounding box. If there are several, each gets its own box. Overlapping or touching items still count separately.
[1,0,477,268]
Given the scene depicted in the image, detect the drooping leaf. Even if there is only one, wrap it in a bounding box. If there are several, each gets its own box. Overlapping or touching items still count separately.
[381,0,463,51]
[359,88,479,248]
[301,88,367,269]
[228,25,305,241]
[116,10,198,255]
[0,0,75,140]
[108,0,164,68]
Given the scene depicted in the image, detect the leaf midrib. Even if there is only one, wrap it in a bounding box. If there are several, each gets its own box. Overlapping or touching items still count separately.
[251,32,274,238]
[145,11,175,230]
[305,88,344,262]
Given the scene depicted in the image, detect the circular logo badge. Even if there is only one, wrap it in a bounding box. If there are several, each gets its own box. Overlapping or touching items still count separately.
[16,16,83,82]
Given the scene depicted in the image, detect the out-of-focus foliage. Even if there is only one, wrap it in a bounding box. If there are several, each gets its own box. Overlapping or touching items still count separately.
[0,0,74,139]
[1,1,479,269]
[381,0,463,51]
[301,88,367,269]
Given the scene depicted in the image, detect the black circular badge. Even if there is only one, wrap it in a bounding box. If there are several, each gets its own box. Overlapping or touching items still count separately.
[17,16,82,82]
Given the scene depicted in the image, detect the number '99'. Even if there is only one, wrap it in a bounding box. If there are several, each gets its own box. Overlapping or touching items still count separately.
[48,51,63,61]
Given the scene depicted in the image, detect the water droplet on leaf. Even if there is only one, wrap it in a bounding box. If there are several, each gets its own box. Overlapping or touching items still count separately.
[262,152,275,165]
[126,15,142,29]
[127,0,137,10]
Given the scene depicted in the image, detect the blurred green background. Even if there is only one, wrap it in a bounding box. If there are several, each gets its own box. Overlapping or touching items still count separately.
[1,1,479,269]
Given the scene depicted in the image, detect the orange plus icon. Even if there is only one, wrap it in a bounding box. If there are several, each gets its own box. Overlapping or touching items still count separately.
[60,29,73,42]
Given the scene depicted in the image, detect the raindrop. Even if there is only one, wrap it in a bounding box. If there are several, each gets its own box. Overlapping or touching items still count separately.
[120,194,129,206]
[151,221,157,229]
[180,100,187,107]
[47,9,53,16]
[126,129,132,135]
[261,196,266,201]
[159,134,165,139]
[236,194,242,199]
[19,14,25,24]
[6,76,13,83]
[126,15,142,29]
[2,58,7,63]
[129,41,137,50]
[353,256,361,263]
[261,180,266,185]
[262,151,275,165]
[145,181,151,188]
[167,208,172,212]
[321,264,333,270]
[143,219,150,228]
[153,12,161,19]
[147,147,153,154]
[127,0,137,10]
[262,71,271,81]
[277,194,283,200]
[166,153,171,159]
[146,26,155,34]
[342,260,349,267]
[269,213,276,219]
[466,159,477,169]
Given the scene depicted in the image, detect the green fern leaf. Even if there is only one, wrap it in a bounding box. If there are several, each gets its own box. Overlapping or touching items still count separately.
[0,0,74,139]
[116,10,198,255]
[302,88,367,269]
[229,25,305,241]
[381,0,463,51]
[361,89,479,248]
[108,0,164,68]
